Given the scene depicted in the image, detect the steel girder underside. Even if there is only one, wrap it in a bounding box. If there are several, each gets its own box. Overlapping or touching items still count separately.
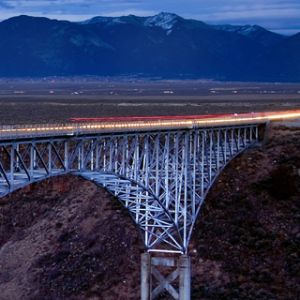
[0,125,259,253]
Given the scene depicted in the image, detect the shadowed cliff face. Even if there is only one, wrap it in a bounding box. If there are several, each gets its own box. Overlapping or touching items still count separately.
[190,124,300,300]
[0,124,299,300]
[0,176,142,300]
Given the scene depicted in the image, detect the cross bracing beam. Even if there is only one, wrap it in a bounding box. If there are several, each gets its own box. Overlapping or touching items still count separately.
[0,125,259,253]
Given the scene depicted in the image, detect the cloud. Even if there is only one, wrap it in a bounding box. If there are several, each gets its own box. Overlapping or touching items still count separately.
[179,1,300,34]
[0,0,14,9]
[2,0,141,6]
[192,9,300,24]
[103,9,157,17]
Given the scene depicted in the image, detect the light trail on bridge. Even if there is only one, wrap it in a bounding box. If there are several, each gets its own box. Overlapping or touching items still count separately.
[0,109,300,140]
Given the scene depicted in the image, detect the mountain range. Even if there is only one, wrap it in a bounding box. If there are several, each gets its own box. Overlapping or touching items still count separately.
[0,12,299,81]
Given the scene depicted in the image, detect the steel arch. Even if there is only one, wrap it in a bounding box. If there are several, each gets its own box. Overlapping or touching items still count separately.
[80,171,183,252]
[0,125,259,253]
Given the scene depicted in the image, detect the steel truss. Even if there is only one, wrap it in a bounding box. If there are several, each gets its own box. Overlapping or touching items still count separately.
[0,125,259,253]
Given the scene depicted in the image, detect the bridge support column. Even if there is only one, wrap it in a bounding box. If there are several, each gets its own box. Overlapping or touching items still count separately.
[141,253,151,300]
[179,255,191,300]
[140,253,191,300]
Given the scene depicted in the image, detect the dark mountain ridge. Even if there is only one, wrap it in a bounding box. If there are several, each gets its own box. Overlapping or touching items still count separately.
[0,13,299,81]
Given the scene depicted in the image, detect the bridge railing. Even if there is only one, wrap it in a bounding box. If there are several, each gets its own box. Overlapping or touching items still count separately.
[0,123,75,140]
[1,109,300,141]
[0,119,257,141]
[0,121,195,140]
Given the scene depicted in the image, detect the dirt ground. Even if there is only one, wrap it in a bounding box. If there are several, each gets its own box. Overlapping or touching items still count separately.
[0,177,142,300]
[0,79,300,124]
[190,122,300,299]
[0,121,299,300]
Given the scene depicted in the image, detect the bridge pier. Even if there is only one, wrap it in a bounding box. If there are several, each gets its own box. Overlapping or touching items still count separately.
[141,253,191,300]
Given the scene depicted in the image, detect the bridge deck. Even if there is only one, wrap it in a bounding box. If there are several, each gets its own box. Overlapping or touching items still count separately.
[0,110,300,141]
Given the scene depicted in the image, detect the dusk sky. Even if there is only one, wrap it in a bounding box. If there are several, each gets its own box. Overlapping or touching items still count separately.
[0,0,299,35]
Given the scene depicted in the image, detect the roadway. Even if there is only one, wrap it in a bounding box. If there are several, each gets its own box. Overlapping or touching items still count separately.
[0,109,300,141]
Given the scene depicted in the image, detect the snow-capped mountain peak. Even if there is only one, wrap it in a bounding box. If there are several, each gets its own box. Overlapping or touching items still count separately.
[144,12,179,31]
[82,16,125,25]
[214,24,263,36]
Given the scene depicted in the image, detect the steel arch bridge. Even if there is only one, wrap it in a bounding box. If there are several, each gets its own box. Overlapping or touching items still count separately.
[2,110,299,299]
[0,125,258,253]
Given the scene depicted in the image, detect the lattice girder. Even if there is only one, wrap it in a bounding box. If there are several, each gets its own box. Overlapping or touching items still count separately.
[0,125,259,253]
